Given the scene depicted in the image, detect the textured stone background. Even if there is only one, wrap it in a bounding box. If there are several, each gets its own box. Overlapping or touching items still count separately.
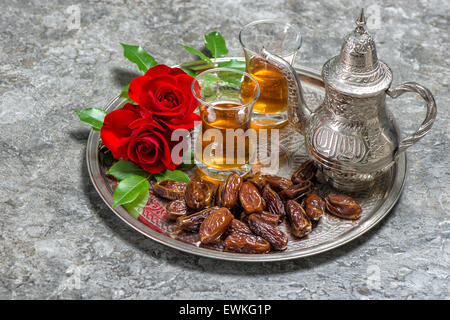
[0,0,449,299]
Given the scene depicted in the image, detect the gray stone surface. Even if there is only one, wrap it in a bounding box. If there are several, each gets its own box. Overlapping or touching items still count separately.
[0,0,449,300]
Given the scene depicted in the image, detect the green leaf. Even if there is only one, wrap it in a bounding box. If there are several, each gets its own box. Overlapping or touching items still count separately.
[180,67,196,77]
[204,73,220,82]
[217,59,246,71]
[106,160,149,180]
[120,43,157,73]
[120,84,130,99]
[75,108,107,131]
[183,46,214,67]
[204,31,228,58]
[123,190,149,219]
[112,175,150,208]
[154,169,191,183]
[218,70,244,87]
[180,60,211,71]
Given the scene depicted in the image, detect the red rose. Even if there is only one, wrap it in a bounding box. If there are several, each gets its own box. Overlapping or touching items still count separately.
[127,119,177,173]
[128,64,200,130]
[100,103,141,160]
[100,103,178,172]
[100,64,201,174]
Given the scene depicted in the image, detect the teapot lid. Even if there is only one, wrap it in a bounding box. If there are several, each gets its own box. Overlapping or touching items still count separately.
[322,9,392,96]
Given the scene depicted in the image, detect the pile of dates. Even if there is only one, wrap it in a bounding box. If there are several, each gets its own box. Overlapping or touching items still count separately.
[153,160,362,254]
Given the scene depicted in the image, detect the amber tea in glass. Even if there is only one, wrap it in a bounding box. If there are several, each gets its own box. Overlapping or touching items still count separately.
[192,68,260,180]
[241,56,288,116]
[239,19,302,127]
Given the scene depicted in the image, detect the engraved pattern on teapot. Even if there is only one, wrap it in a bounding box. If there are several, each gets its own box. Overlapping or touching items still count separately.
[322,59,391,87]
[325,87,380,121]
[312,125,368,163]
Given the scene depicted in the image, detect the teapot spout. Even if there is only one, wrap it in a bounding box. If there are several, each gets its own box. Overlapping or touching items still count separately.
[261,49,311,135]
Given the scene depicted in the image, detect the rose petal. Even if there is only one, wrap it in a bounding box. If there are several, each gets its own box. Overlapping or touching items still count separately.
[175,74,196,95]
[155,87,180,108]
[139,136,162,163]
[137,142,158,164]
[129,118,166,131]
[100,108,140,159]
[157,113,201,130]
[128,76,154,107]
[146,76,178,94]
[138,131,172,168]
[152,84,184,110]
[122,102,141,116]
[144,64,187,78]
[139,161,166,174]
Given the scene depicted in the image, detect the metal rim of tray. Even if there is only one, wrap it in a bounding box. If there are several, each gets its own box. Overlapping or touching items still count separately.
[86,57,407,262]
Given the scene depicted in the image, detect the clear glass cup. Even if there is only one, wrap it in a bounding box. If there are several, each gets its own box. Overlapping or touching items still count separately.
[239,19,302,128]
[191,68,260,180]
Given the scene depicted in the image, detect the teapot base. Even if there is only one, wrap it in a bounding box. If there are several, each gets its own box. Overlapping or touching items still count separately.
[316,164,395,194]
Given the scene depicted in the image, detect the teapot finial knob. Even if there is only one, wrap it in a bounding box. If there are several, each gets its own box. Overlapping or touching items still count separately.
[355,8,366,32]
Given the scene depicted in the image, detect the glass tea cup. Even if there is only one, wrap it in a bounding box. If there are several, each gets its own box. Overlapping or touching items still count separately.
[191,68,260,180]
[239,19,302,128]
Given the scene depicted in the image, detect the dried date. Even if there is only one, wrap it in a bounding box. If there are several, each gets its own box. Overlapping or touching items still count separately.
[279,180,313,200]
[262,185,285,218]
[325,194,362,220]
[176,206,219,232]
[166,200,188,220]
[199,207,234,244]
[153,180,187,200]
[185,179,216,210]
[263,175,293,191]
[248,214,288,250]
[252,212,280,226]
[244,172,267,191]
[228,219,252,235]
[302,192,324,222]
[291,160,316,184]
[285,200,312,238]
[239,182,266,214]
[224,233,270,254]
[217,173,242,208]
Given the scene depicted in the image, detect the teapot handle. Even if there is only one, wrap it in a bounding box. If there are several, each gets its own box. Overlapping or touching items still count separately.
[387,82,437,157]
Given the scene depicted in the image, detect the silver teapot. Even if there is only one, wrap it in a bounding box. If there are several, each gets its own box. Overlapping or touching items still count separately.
[261,10,437,192]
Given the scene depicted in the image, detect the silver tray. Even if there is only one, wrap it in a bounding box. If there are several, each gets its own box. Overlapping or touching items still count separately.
[86,58,406,262]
